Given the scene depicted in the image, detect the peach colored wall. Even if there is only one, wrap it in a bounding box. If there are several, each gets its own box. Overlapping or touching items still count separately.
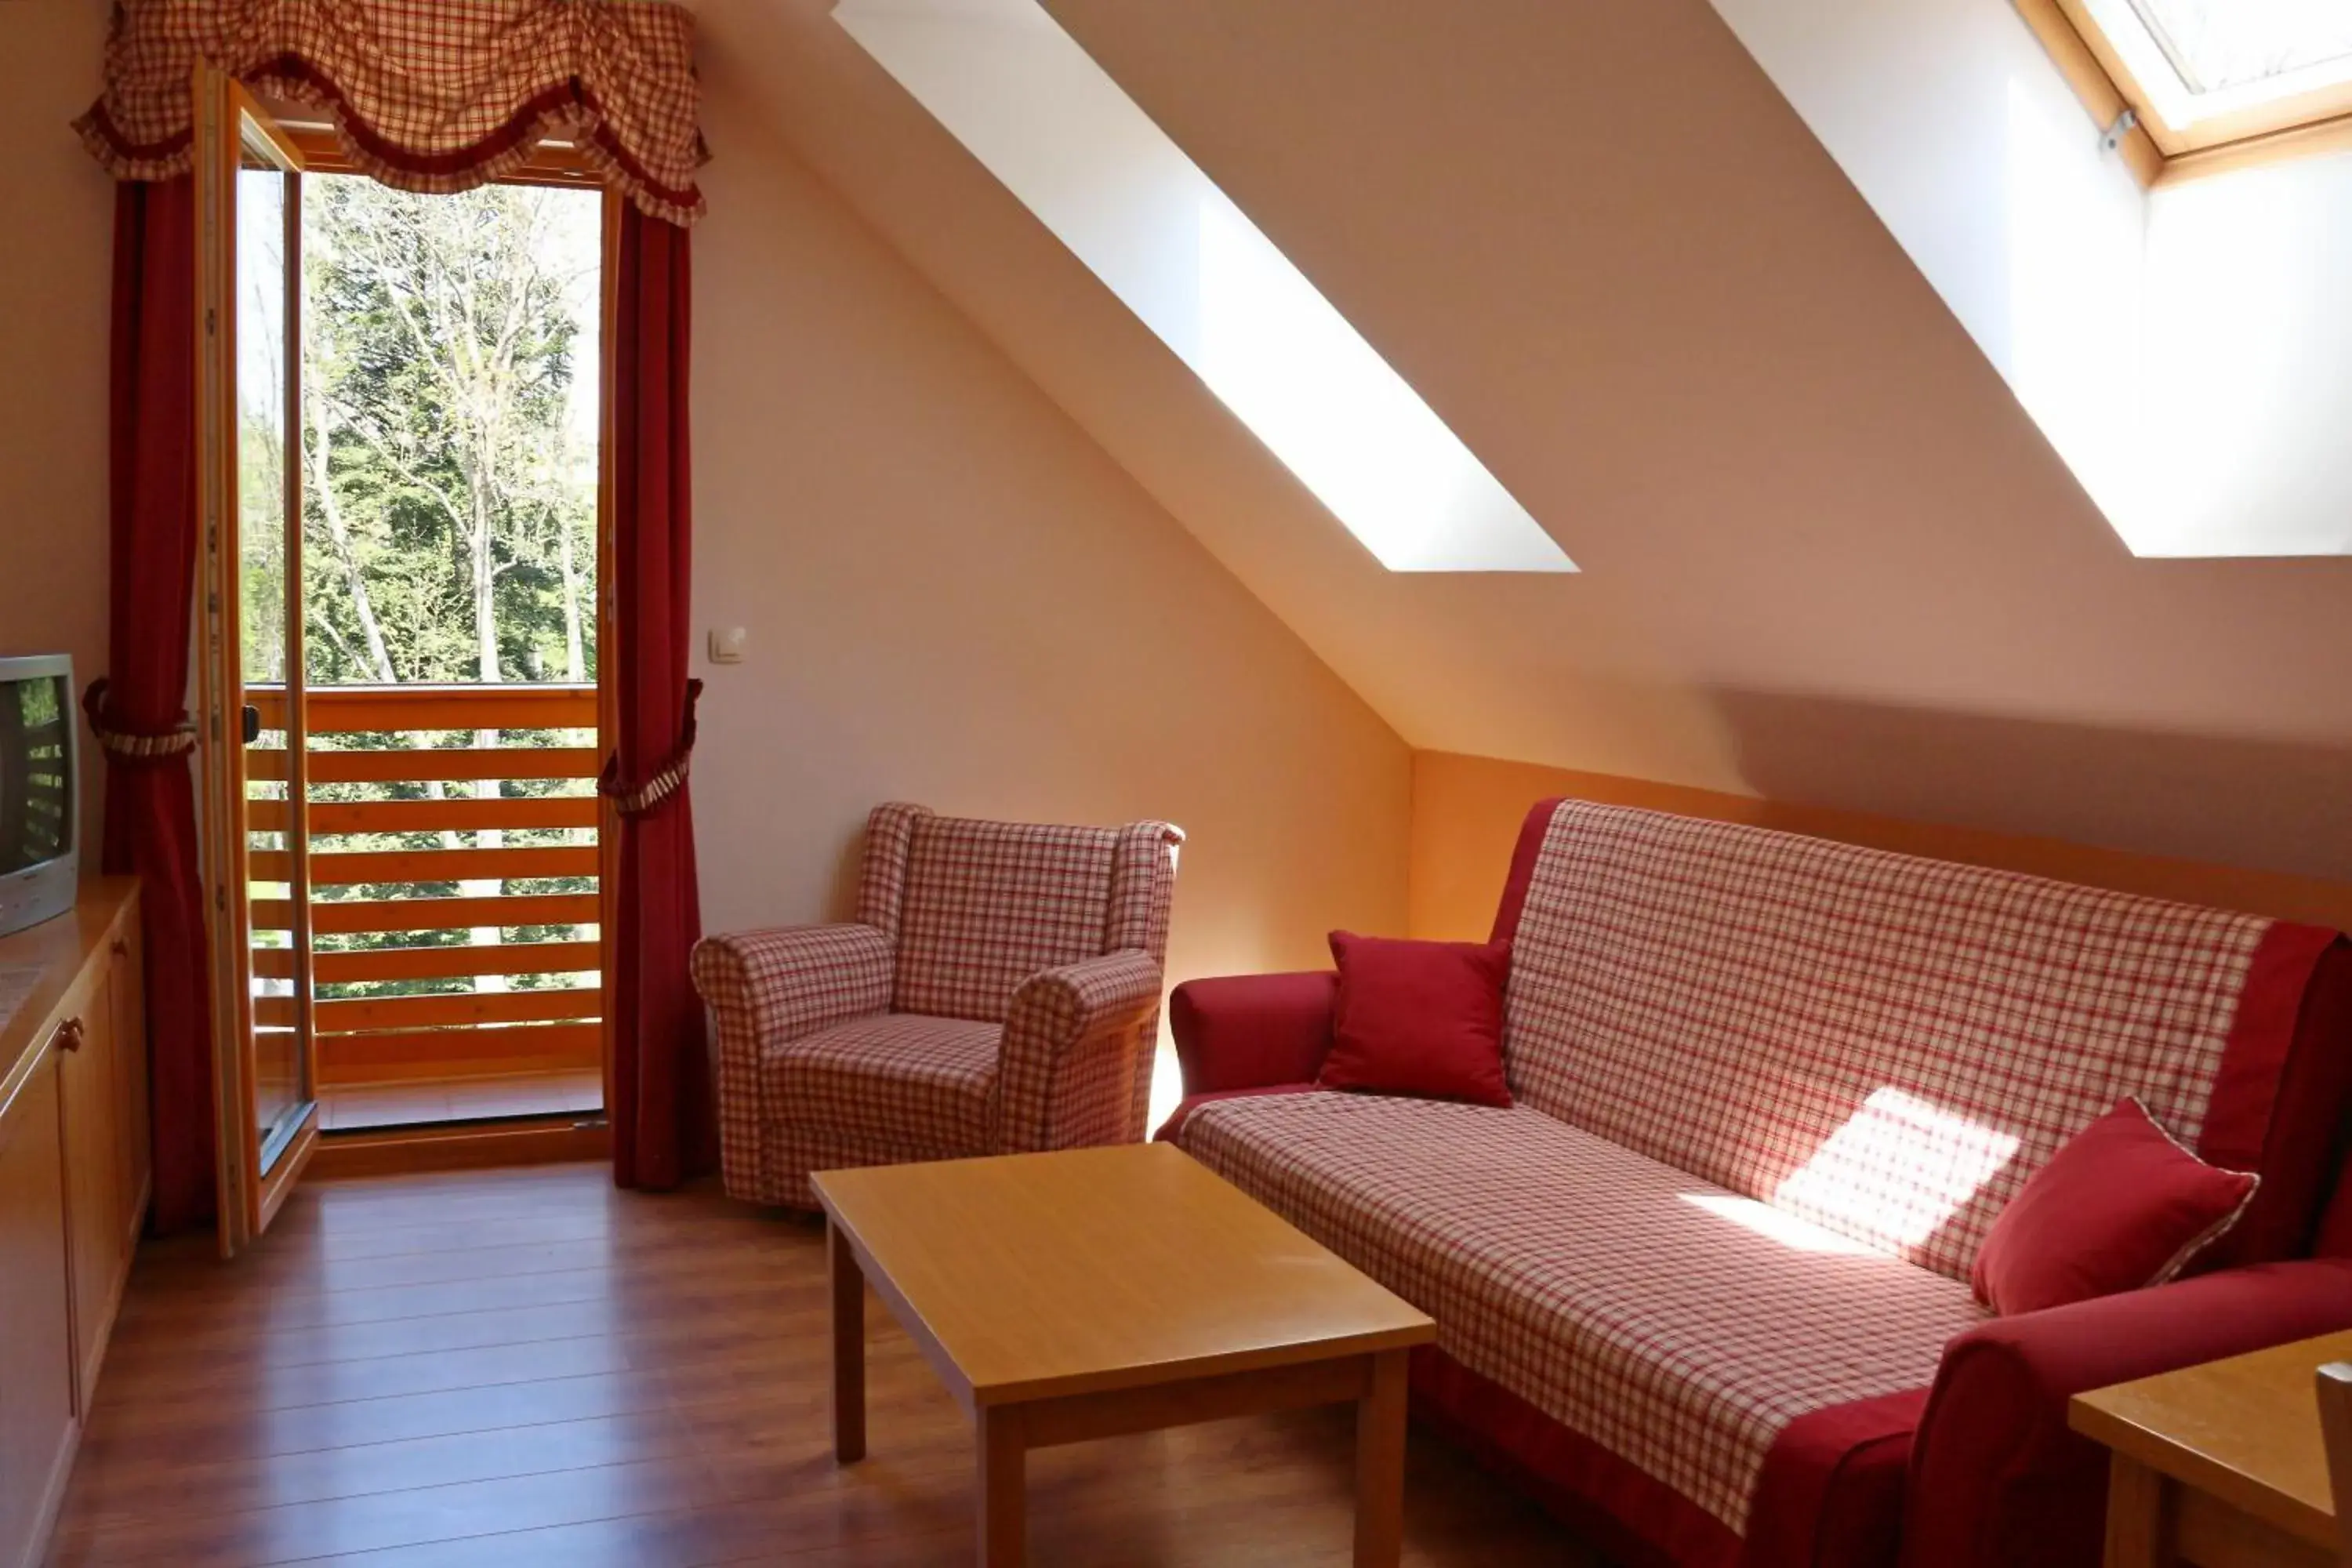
[739,0,2352,887]
[0,0,116,843]
[1410,751,2352,945]
[0,9,1414,1067]
[686,80,1413,1058]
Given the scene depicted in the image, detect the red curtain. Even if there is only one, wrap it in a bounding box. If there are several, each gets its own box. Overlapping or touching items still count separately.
[97,176,218,1235]
[604,205,713,1189]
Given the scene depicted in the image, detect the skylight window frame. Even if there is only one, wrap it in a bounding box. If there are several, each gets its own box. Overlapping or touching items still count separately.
[2014,0,2352,184]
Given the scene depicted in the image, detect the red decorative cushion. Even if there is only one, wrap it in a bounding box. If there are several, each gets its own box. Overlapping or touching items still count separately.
[1319,932,1512,1108]
[1970,1098,2259,1316]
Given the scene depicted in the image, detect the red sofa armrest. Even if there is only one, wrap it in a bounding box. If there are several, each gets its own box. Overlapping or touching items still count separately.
[1901,1258,2352,1568]
[1167,971,1338,1095]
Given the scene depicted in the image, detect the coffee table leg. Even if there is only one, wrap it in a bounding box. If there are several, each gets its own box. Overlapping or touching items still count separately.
[829,1219,866,1465]
[1354,1349,1409,1568]
[2101,1454,2166,1567]
[977,1404,1026,1566]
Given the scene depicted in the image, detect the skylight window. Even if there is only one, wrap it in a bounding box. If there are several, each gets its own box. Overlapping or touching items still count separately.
[833,0,1573,573]
[2020,0,2352,180]
[2129,0,2352,93]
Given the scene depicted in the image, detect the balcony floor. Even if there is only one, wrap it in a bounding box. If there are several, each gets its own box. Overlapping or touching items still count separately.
[319,1069,604,1132]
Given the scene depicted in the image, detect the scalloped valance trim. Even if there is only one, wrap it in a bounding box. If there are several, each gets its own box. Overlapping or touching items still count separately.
[74,0,706,226]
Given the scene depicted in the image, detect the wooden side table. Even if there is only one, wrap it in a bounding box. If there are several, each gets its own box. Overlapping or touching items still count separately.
[2071,1329,2350,1566]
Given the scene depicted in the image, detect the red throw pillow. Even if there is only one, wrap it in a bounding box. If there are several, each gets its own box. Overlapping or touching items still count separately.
[1971,1098,2259,1316]
[1318,931,1512,1108]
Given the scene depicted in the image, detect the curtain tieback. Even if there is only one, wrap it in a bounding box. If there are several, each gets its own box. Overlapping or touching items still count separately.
[82,677,198,763]
[599,678,702,818]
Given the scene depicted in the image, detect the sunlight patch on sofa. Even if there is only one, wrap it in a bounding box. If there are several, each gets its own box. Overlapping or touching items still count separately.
[1770,1087,2021,1253]
[1675,1192,1879,1257]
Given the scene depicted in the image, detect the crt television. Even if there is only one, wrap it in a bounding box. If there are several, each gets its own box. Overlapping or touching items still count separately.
[0,655,78,939]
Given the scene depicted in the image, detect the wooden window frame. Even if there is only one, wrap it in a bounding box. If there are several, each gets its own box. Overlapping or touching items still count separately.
[2015,0,2352,185]
[278,124,611,192]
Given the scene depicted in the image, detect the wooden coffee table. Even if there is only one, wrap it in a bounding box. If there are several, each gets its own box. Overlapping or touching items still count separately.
[813,1142,1438,1566]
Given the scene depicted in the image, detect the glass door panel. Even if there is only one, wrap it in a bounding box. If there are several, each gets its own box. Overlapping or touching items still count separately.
[237,136,310,1177]
[196,64,318,1251]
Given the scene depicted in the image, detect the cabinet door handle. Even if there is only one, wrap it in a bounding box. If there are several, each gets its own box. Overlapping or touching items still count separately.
[54,1017,85,1054]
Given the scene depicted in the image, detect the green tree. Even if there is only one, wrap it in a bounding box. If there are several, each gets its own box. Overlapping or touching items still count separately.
[297,176,602,1004]
[302,176,597,689]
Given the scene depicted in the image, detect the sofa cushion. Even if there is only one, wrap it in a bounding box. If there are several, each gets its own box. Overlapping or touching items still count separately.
[894,815,1116,1022]
[1176,1091,1983,1537]
[1320,931,1512,1107]
[771,1013,1000,1152]
[1499,800,2317,1281]
[1970,1098,2259,1316]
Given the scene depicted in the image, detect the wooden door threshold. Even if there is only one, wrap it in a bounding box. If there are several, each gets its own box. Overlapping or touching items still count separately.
[309,1116,611,1180]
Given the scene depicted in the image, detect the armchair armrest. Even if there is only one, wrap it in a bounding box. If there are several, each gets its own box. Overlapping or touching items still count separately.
[691,923,895,1044]
[691,924,894,1196]
[996,949,1165,1152]
[1167,971,1338,1095]
[1901,1258,2352,1568]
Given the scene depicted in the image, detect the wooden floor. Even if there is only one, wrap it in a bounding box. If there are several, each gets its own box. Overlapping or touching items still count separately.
[49,1163,1592,1566]
[318,1072,605,1132]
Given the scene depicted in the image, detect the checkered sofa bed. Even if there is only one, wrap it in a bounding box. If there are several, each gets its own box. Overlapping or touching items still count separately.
[1160,799,2352,1568]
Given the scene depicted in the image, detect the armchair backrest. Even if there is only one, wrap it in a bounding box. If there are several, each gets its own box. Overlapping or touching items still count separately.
[856,803,1183,1025]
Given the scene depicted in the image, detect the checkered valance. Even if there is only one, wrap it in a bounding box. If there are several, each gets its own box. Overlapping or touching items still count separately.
[74,0,706,225]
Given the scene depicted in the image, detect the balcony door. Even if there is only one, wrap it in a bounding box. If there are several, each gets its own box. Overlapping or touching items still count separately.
[194,69,614,1257]
[194,64,319,1252]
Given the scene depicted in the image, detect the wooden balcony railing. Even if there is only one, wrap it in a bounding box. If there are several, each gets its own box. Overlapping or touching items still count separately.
[247,684,605,1091]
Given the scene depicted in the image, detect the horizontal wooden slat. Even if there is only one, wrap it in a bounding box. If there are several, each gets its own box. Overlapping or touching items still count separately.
[271,893,602,935]
[250,684,597,733]
[318,1022,603,1085]
[303,747,601,784]
[252,845,599,886]
[314,987,602,1034]
[248,795,599,835]
[252,940,600,984]
[327,940,600,985]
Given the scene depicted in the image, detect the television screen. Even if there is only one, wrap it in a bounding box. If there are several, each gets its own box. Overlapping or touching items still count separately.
[0,673,74,877]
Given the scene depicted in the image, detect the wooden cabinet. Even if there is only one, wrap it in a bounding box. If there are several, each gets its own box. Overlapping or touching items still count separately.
[60,950,135,1401]
[107,923,149,1266]
[0,881,148,1568]
[0,1051,74,1568]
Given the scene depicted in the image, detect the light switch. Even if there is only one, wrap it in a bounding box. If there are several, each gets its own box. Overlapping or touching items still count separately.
[707,626,749,665]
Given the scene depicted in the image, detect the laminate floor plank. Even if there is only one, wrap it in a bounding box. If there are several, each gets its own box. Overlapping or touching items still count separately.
[113,1254,804,1337]
[50,1163,1589,1567]
[105,1295,837,1412]
[111,1256,771,1341]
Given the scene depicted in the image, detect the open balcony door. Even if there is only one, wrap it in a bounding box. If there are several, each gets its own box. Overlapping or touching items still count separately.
[193,63,321,1254]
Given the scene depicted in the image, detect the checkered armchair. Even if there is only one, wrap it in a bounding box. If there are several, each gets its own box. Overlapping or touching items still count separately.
[691,803,1184,1208]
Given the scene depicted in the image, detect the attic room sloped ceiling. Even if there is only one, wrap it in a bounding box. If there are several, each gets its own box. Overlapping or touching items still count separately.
[686,0,2352,884]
